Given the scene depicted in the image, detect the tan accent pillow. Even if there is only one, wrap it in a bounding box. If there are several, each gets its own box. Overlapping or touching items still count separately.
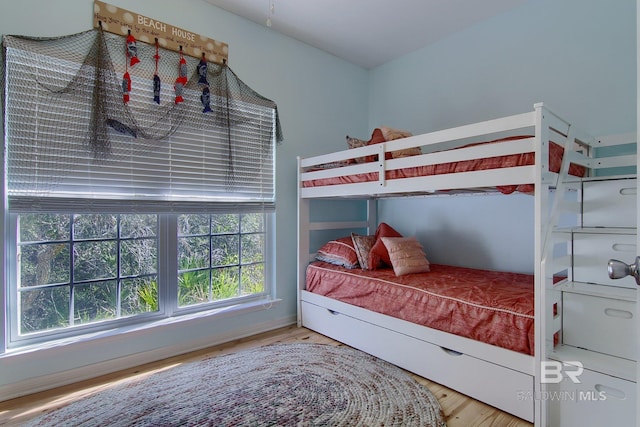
[379,126,412,141]
[379,126,422,158]
[351,233,376,270]
[381,236,430,276]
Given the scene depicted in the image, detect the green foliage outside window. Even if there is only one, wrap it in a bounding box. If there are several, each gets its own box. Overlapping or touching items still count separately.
[177,213,265,307]
[15,212,266,336]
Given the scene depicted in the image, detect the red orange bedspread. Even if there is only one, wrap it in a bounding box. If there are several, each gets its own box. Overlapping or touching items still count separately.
[306,261,535,355]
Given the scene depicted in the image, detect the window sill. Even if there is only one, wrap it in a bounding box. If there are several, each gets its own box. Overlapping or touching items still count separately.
[3,297,282,357]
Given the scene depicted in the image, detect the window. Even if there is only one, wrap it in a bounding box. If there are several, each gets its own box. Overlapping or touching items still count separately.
[178,213,266,307]
[11,212,269,344]
[15,213,160,335]
[3,30,279,349]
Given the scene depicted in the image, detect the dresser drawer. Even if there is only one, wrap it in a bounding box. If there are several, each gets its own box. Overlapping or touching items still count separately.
[548,367,636,426]
[563,292,636,360]
[582,179,636,228]
[573,232,636,288]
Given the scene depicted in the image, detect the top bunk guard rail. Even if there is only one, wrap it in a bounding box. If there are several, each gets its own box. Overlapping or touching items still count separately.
[298,103,602,199]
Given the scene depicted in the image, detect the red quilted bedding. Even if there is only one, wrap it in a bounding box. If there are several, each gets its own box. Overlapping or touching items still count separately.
[302,138,585,195]
[306,261,535,355]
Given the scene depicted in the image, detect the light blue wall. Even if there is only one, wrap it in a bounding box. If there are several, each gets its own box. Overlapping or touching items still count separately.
[371,0,636,273]
[0,0,635,396]
[369,0,635,135]
[0,0,369,396]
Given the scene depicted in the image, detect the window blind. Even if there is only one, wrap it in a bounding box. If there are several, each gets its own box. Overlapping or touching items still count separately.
[3,31,277,214]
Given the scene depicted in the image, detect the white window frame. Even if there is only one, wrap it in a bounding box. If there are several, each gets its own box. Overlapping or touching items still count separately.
[4,211,274,349]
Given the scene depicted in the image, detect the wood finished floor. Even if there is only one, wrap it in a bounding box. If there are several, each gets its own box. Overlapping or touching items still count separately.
[0,326,532,426]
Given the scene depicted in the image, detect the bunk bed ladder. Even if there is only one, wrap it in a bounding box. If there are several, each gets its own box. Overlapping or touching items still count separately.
[534,104,587,426]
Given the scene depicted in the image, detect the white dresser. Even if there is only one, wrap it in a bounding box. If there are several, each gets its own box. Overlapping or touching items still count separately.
[549,176,637,426]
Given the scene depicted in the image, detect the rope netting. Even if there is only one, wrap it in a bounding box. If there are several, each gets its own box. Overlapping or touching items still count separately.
[2,27,282,196]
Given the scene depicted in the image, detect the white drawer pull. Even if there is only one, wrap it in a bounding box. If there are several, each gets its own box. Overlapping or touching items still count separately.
[611,243,636,252]
[604,307,633,319]
[327,309,340,316]
[595,383,626,400]
[440,347,463,356]
[619,187,636,196]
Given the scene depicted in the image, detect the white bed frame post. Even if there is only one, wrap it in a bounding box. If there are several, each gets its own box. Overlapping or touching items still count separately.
[297,156,309,327]
[533,103,550,426]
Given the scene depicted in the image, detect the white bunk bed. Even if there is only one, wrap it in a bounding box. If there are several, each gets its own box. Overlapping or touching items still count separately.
[296,103,637,425]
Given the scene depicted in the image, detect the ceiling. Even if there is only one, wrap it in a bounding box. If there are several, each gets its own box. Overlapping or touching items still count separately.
[204,0,528,69]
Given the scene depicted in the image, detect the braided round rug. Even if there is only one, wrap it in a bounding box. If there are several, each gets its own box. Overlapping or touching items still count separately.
[25,343,446,427]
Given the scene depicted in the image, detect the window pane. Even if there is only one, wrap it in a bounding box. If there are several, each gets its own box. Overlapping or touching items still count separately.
[178,214,210,236]
[74,214,117,240]
[241,234,264,264]
[121,277,158,315]
[212,266,239,300]
[74,280,117,324]
[211,214,239,234]
[178,236,210,270]
[178,269,210,306]
[74,241,117,281]
[121,215,157,238]
[20,243,70,286]
[19,213,70,242]
[241,213,264,233]
[19,287,70,334]
[121,239,157,276]
[211,235,239,266]
[241,264,265,295]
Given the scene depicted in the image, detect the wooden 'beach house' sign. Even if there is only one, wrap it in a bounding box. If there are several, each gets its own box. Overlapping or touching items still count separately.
[93,0,228,64]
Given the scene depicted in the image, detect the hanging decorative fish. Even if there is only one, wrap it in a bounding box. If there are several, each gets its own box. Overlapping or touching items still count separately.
[198,56,208,85]
[122,71,131,104]
[153,74,161,104]
[178,56,188,82]
[174,78,184,104]
[200,86,212,113]
[126,33,140,66]
[175,51,188,104]
[153,39,161,104]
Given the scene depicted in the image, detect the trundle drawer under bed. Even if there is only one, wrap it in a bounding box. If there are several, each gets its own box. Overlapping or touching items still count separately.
[300,294,534,422]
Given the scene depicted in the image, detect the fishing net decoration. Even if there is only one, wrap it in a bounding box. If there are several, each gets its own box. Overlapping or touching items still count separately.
[1,27,283,197]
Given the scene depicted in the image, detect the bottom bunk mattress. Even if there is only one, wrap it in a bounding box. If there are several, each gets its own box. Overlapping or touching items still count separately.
[305,261,535,355]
